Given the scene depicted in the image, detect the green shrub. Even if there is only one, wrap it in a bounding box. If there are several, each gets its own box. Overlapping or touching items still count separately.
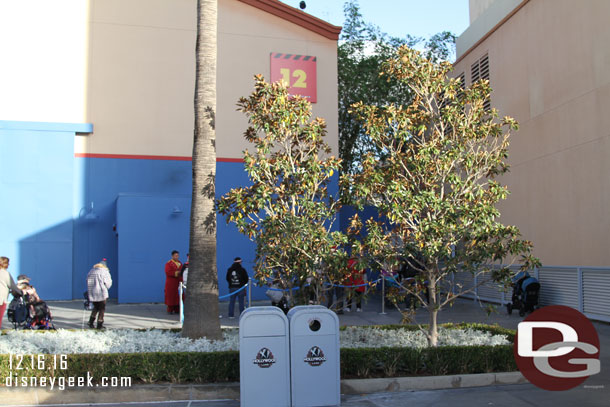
[0,324,516,384]
[340,345,515,378]
[0,352,241,384]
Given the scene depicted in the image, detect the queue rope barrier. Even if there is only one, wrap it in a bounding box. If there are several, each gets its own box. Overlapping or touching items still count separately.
[255,278,383,291]
[179,273,428,325]
[217,283,249,299]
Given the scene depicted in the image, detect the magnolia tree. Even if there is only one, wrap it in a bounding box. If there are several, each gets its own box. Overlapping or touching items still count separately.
[344,46,540,346]
[216,75,351,304]
[338,0,455,175]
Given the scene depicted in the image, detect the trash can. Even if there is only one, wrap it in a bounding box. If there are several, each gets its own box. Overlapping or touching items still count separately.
[240,306,291,407]
[288,305,341,407]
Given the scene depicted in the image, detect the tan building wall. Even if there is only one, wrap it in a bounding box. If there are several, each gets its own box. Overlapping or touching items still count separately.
[81,0,339,158]
[454,0,610,267]
[218,0,339,158]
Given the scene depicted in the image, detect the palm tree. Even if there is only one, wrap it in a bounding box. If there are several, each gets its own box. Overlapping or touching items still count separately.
[182,0,222,340]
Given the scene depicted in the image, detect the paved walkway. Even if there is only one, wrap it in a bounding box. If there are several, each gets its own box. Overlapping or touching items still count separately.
[2,295,523,331]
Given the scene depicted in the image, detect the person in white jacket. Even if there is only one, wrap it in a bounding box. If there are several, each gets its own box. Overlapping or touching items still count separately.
[0,256,22,330]
[87,261,112,329]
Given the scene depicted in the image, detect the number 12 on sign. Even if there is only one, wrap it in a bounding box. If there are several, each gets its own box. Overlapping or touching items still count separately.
[280,68,307,88]
[270,53,317,103]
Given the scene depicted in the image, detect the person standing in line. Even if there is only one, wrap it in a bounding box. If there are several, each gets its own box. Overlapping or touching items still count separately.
[181,253,189,302]
[226,257,248,319]
[0,257,22,330]
[326,283,345,314]
[164,250,182,314]
[345,258,366,312]
[87,260,112,329]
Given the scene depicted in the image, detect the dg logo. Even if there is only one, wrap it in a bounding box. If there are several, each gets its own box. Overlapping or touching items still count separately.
[515,305,601,391]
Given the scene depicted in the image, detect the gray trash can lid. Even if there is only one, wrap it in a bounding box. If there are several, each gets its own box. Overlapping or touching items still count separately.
[239,306,289,338]
[287,305,339,336]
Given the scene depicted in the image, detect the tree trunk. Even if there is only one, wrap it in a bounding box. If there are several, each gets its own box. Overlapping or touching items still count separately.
[428,274,438,347]
[182,0,222,340]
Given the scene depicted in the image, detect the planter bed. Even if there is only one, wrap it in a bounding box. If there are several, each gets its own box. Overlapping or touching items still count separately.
[0,323,517,383]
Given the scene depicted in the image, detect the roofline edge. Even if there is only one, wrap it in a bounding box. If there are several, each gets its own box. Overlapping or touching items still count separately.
[237,0,342,41]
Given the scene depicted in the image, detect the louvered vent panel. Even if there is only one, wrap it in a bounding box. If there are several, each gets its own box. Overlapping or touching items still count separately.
[471,54,490,110]
[454,271,475,299]
[480,54,491,110]
[458,72,466,89]
[471,60,480,83]
[538,268,578,309]
[582,269,610,317]
[480,55,489,80]
[477,272,504,303]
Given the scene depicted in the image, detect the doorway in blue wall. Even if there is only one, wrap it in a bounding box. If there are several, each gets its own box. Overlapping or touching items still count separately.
[116,194,191,303]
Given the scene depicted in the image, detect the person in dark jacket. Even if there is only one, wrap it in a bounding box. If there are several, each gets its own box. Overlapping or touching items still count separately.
[226,257,249,318]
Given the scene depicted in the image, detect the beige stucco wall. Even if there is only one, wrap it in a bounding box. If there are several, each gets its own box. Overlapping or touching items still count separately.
[81,0,338,158]
[217,0,339,158]
[83,0,195,157]
[454,0,610,267]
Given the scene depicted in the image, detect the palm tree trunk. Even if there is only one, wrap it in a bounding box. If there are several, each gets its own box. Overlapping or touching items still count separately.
[182,0,222,340]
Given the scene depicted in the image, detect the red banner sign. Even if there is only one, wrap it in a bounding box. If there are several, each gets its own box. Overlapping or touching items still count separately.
[270,53,317,103]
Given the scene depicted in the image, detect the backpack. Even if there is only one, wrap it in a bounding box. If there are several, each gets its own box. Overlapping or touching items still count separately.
[7,297,28,323]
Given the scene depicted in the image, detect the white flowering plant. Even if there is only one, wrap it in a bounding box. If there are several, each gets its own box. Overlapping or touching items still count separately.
[0,326,509,355]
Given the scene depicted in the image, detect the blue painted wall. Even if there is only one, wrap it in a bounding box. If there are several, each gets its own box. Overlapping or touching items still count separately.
[0,120,341,303]
[339,205,383,234]
[116,194,191,303]
[72,157,192,299]
[73,158,263,303]
[215,161,259,301]
[0,121,90,301]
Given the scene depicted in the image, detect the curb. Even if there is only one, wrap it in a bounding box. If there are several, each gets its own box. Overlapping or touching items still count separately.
[341,371,526,394]
[0,372,526,405]
[0,383,240,406]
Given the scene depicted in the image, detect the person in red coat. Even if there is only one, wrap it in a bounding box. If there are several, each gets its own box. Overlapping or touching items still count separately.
[164,250,182,314]
[345,258,366,312]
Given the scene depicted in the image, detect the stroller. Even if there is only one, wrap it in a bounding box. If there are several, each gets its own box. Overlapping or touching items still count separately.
[506,271,540,317]
[265,284,290,315]
[7,275,55,330]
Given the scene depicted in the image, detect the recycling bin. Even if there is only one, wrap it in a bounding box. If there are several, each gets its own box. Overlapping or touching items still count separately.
[288,305,341,407]
[240,306,291,407]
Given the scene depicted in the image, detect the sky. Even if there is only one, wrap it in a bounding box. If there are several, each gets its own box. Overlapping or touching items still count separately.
[279,0,471,41]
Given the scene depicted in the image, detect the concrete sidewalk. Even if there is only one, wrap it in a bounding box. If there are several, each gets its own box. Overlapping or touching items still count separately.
[1,295,523,331]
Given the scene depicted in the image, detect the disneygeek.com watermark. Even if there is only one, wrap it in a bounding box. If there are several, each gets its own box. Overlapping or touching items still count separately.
[5,354,131,390]
[514,305,601,391]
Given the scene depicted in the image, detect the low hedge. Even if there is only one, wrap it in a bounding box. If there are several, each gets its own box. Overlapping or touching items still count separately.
[341,345,515,378]
[0,324,516,384]
[0,352,240,384]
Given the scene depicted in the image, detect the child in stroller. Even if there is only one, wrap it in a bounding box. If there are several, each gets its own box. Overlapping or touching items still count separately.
[7,275,54,329]
[506,271,540,317]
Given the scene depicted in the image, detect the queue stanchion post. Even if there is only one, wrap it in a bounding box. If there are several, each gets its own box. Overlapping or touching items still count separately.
[380,276,386,315]
[248,277,252,308]
[179,283,184,325]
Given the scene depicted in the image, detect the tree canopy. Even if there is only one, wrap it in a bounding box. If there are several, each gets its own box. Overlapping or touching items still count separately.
[344,46,540,346]
[338,0,456,175]
[217,75,351,304]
